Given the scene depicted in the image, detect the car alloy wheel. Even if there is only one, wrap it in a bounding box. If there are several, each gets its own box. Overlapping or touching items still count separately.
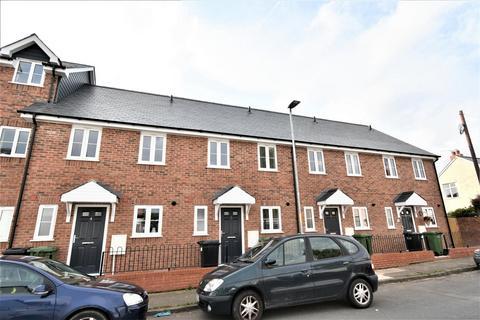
[240,295,259,320]
[233,290,264,320]
[353,282,370,305]
[348,278,373,308]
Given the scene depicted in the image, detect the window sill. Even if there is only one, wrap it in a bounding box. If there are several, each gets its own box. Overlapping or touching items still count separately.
[9,81,44,88]
[138,161,166,166]
[193,233,209,237]
[387,227,396,230]
[425,226,438,229]
[354,227,371,231]
[130,234,162,238]
[66,157,100,162]
[260,230,283,234]
[347,174,363,177]
[385,176,399,179]
[258,168,278,172]
[305,229,317,233]
[415,178,428,181]
[207,165,231,170]
[0,154,27,158]
[309,171,326,175]
[30,238,54,242]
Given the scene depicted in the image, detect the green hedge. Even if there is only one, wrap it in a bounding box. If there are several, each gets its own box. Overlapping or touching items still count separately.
[448,206,479,218]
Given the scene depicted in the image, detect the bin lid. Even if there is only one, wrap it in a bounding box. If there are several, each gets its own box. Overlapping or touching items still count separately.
[353,234,372,238]
[197,240,220,245]
[28,246,58,252]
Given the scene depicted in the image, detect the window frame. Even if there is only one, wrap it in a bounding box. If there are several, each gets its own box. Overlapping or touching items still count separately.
[412,158,427,180]
[131,205,163,238]
[32,205,58,242]
[11,59,46,87]
[385,207,396,229]
[66,126,102,161]
[138,132,167,165]
[307,148,326,174]
[260,206,283,234]
[0,207,14,242]
[422,207,438,228]
[308,236,343,260]
[344,152,362,176]
[193,206,208,236]
[207,139,230,169]
[382,155,398,178]
[442,182,459,198]
[257,144,278,172]
[303,206,316,232]
[0,126,31,158]
[352,207,371,230]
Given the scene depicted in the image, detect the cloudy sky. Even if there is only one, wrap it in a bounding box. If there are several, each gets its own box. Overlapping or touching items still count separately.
[1,0,479,170]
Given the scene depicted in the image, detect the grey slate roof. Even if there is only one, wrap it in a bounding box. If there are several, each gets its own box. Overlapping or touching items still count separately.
[315,189,339,203]
[20,85,436,157]
[393,191,415,204]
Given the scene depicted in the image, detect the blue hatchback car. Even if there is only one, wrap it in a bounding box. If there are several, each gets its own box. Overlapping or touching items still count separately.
[0,255,148,320]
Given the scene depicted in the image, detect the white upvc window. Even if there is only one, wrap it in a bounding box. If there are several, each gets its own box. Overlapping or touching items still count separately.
[345,152,362,176]
[0,207,14,242]
[33,205,58,241]
[12,60,45,86]
[67,126,102,161]
[138,132,166,165]
[258,144,277,171]
[261,206,282,233]
[304,207,316,232]
[132,205,163,237]
[385,207,395,229]
[422,207,438,228]
[208,139,230,168]
[193,206,208,236]
[442,182,459,198]
[383,156,398,178]
[412,158,426,180]
[308,149,326,174]
[0,127,30,158]
[352,207,370,230]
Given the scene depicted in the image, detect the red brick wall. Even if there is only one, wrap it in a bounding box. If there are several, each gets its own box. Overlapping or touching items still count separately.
[448,246,480,259]
[450,217,480,247]
[372,250,435,269]
[105,267,215,293]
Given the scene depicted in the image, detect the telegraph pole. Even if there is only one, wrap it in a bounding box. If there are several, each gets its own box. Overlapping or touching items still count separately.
[459,110,480,184]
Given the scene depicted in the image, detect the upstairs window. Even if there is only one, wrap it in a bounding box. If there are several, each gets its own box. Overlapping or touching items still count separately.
[13,61,44,86]
[308,149,326,174]
[352,207,370,230]
[139,133,166,165]
[412,158,426,180]
[261,206,282,233]
[258,144,277,171]
[0,127,30,157]
[132,206,163,237]
[345,152,362,176]
[442,182,459,198]
[67,126,101,161]
[208,139,229,168]
[383,156,398,178]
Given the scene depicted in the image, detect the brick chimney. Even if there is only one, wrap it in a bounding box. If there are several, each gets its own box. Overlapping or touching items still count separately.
[450,149,463,160]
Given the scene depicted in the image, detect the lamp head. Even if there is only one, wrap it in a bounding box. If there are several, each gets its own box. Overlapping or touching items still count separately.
[288,100,301,109]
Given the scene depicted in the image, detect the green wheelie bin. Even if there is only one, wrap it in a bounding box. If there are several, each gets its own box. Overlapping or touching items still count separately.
[28,246,58,259]
[423,232,443,256]
[352,234,373,254]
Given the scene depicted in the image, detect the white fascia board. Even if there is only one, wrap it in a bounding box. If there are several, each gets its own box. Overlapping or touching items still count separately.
[0,58,14,67]
[20,113,437,160]
[316,189,354,206]
[213,186,255,205]
[0,35,60,65]
[55,67,94,77]
[395,192,427,207]
[60,181,117,203]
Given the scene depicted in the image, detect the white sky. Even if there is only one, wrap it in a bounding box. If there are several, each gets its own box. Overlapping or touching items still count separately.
[1,0,479,170]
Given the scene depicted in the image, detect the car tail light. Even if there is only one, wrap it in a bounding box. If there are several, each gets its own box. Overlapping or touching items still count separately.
[371,263,375,271]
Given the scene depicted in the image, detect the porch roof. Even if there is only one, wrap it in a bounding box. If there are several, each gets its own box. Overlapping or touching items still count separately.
[60,180,119,203]
[393,191,427,206]
[213,185,255,205]
[316,188,354,206]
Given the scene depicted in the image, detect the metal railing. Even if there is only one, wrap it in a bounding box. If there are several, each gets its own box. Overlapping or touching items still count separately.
[371,234,408,253]
[100,244,200,275]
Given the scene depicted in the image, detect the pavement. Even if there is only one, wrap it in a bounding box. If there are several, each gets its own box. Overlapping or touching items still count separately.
[146,256,478,317]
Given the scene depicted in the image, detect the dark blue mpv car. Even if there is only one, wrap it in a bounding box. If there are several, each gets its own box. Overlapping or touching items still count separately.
[0,255,148,320]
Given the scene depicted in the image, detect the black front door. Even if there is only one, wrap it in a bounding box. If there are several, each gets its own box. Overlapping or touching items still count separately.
[324,208,341,235]
[400,207,415,232]
[70,207,107,274]
[221,208,242,263]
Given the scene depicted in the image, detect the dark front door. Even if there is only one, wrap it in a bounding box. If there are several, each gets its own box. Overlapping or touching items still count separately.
[70,207,107,274]
[221,208,242,263]
[324,208,341,235]
[400,207,415,232]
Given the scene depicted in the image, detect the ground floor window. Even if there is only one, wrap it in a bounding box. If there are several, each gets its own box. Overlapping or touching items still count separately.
[385,207,395,229]
[0,207,14,242]
[33,205,58,241]
[193,206,208,236]
[422,207,437,228]
[261,206,282,233]
[132,205,163,237]
[304,207,316,231]
[352,207,370,230]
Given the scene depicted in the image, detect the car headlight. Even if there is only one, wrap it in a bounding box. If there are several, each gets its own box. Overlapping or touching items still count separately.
[474,249,480,254]
[203,279,224,292]
[123,293,144,306]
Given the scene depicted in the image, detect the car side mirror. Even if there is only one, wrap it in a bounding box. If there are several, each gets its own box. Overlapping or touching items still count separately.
[30,284,52,297]
[264,258,276,266]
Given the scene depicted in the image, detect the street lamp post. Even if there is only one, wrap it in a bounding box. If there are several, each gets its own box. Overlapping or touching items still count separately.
[288,100,303,234]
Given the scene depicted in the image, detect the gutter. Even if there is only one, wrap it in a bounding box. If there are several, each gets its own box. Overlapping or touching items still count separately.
[433,158,455,248]
[8,115,37,248]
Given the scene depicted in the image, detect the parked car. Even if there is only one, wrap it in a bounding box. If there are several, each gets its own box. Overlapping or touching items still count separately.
[474,249,480,267]
[0,255,148,320]
[197,234,378,320]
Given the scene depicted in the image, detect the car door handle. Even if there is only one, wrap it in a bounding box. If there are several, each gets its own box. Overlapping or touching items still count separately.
[343,261,351,265]
[301,269,312,277]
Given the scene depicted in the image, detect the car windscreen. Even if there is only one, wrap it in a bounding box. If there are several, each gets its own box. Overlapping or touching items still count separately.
[237,238,280,262]
[29,259,92,283]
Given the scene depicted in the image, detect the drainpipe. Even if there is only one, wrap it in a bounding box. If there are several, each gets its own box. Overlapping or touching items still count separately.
[433,159,455,248]
[48,65,57,103]
[8,114,37,248]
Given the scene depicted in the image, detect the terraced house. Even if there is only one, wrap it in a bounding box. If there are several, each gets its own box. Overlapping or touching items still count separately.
[0,35,452,275]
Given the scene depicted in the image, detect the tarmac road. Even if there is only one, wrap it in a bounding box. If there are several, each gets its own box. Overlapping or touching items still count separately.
[149,271,480,320]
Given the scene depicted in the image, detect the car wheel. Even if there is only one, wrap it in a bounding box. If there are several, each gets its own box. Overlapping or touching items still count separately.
[69,309,108,320]
[232,290,264,320]
[348,278,373,308]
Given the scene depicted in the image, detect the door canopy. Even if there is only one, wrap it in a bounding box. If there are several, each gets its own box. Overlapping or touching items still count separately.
[213,186,255,220]
[393,191,427,207]
[316,188,354,220]
[60,181,119,223]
